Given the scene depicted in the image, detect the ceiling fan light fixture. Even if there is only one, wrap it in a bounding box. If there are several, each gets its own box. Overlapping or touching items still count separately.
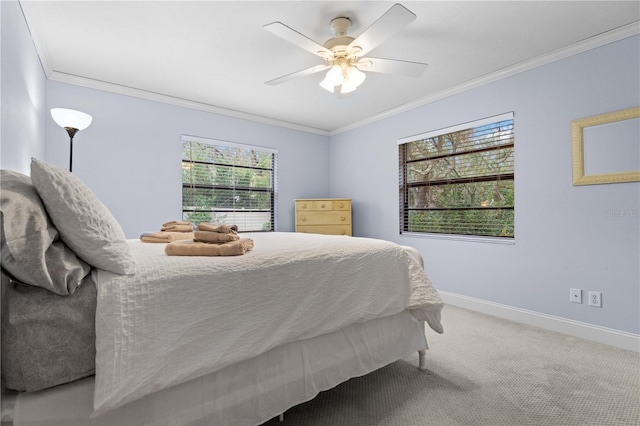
[319,64,344,92]
[338,65,366,94]
[319,77,336,93]
[346,66,366,88]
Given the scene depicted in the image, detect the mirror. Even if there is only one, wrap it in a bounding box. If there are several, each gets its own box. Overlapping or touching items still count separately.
[571,107,640,185]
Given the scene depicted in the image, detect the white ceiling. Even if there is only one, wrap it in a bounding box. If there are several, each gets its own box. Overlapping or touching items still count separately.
[20,1,640,135]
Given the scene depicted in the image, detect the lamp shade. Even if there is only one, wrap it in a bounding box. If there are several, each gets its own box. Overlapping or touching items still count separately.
[50,108,92,131]
[319,65,344,93]
[346,66,366,88]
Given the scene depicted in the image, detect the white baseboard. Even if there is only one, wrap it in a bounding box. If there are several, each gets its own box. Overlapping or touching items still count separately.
[438,291,640,353]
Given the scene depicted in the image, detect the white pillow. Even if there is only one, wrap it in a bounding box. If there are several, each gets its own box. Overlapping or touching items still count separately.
[30,158,135,275]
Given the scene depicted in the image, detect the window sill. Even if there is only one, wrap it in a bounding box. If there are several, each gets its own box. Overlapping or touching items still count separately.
[400,232,515,245]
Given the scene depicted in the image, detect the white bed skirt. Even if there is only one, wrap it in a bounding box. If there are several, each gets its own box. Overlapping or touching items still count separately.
[13,310,427,426]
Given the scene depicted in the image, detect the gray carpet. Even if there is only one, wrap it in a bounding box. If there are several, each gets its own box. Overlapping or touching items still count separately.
[264,305,639,425]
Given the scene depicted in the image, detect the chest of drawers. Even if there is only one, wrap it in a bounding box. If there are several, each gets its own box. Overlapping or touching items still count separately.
[294,198,352,236]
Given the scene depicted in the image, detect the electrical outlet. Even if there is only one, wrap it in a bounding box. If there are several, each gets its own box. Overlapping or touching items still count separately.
[570,288,582,304]
[588,291,602,308]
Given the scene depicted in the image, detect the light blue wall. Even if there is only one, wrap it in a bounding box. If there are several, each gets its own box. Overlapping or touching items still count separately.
[45,82,330,237]
[329,35,640,335]
[0,0,46,173]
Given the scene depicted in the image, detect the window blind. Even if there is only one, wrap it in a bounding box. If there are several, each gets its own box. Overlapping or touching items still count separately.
[398,113,514,238]
[182,135,278,232]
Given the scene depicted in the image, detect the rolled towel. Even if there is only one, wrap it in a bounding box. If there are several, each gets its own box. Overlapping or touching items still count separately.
[165,238,254,257]
[161,223,194,232]
[194,230,239,243]
[140,231,195,243]
[197,223,238,234]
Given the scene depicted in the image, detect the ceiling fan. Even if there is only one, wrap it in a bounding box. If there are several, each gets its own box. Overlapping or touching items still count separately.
[264,3,428,95]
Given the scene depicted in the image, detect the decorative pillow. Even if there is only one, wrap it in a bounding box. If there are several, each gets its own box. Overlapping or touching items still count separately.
[0,170,91,294]
[30,158,135,275]
[1,273,96,392]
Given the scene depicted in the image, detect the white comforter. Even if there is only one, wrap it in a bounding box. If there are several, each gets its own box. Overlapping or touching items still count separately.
[93,232,443,415]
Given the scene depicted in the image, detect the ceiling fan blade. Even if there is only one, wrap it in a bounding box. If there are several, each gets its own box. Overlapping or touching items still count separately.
[357,57,427,77]
[348,3,417,56]
[265,64,330,86]
[264,22,332,58]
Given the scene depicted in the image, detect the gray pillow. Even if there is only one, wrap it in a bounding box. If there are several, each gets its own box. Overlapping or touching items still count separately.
[30,158,135,275]
[0,170,91,295]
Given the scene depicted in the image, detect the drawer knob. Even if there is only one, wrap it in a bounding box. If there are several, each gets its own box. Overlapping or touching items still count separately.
[321,203,326,208]
[301,217,306,222]
[302,203,307,209]
[339,203,344,208]
[341,216,345,221]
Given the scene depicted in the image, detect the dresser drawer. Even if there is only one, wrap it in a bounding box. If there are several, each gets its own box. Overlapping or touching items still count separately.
[296,225,352,236]
[296,211,351,225]
[295,200,333,211]
[331,200,350,211]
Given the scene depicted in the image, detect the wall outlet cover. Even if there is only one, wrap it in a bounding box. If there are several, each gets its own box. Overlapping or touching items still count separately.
[588,291,602,308]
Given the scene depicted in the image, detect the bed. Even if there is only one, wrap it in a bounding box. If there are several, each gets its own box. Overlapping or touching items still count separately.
[0,160,443,426]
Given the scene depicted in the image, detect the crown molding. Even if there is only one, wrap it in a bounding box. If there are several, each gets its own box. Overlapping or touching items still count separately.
[330,21,640,136]
[19,0,53,78]
[47,72,331,136]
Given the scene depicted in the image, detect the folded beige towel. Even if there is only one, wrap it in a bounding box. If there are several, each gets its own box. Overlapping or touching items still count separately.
[161,224,194,232]
[197,223,238,234]
[140,231,195,243]
[165,238,254,256]
[162,220,192,227]
[194,230,240,243]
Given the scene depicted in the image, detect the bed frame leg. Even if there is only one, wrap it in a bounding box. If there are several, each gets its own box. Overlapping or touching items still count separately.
[279,413,284,422]
[418,349,427,371]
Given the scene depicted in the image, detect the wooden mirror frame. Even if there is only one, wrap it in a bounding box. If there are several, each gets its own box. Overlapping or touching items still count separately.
[571,107,640,186]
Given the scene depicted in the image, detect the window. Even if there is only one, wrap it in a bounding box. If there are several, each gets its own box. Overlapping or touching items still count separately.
[398,112,514,239]
[182,135,278,232]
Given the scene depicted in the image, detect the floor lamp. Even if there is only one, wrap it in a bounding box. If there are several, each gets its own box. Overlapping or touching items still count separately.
[50,108,93,172]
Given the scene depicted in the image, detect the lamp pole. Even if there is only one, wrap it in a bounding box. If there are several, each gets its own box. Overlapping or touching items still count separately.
[64,127,79,172]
